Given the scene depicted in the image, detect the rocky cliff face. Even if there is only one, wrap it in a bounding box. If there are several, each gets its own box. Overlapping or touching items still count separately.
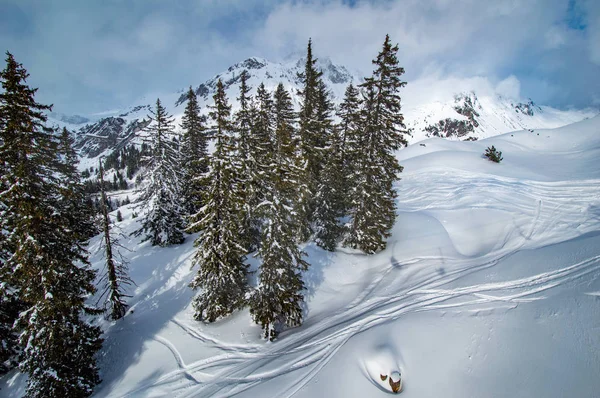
[409,91,595,143]
[425,118,476,139]
[424,93,482,139]
[512,99,541,116]
[75,117,150,158]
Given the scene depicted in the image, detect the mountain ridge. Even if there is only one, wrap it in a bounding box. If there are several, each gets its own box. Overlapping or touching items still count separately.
[45,56,598,170]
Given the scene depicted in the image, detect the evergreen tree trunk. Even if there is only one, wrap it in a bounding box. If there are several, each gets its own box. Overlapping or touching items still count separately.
[97,160,132,321]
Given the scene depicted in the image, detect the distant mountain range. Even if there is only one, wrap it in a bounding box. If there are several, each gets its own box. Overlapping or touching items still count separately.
[46,56,598,172]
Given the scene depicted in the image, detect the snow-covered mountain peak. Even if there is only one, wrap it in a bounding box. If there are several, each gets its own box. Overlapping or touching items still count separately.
[290,55,355,85]
[227,57,270,72]
[405,89,597,142]
[174,55,356,108]
[44,55,597,170]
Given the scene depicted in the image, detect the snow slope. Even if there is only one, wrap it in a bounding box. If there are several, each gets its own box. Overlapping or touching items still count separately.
[405,92,597,142]
[2,116,600,398]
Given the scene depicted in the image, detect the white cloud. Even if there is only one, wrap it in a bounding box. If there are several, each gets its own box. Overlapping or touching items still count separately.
[248,0,598,109]
[251,0,567,78]
[495,75,521,100]
[1,0,598,113]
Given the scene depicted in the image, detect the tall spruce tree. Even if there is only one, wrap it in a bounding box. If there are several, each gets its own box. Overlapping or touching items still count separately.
[234,70,261,251]
[0,54,20,374]
[235,70,253,169]
[313,83,363,251]
[97,160,132,321]
[0,187,21,376]
[345,35,408,253]
[313,80,344,251]
[0,292,21,375]
[314,131,346,251]
[246,83,275,236]
[133,98,185,246]
[250,83,308,340]
[0,51,102,397]
[336,83,362,200]
[188,80,249,322]
[296,38,326,241]
[180,87,209,219]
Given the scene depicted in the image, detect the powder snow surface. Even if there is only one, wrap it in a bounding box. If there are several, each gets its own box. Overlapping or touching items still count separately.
[2,117,600,398]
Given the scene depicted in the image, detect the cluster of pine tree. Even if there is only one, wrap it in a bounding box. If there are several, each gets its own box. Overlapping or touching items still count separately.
[82,144,150,194]
[0,32,407,395]
[166,35,408,340]
[0,52,103,397]
[83,170,128,193]
[103,143,150,179]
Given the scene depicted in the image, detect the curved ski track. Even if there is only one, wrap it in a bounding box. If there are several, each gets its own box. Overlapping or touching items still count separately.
[126,172,600,398]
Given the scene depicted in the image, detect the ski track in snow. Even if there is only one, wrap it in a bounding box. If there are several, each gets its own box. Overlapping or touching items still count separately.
[124,170,600,398]
[131,253,600,398]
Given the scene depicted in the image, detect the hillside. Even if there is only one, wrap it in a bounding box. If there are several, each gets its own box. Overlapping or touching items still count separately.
[3,115,599,397]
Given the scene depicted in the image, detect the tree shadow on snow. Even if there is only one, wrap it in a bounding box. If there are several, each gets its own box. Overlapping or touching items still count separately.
[92,239,197,397]
[299,243,332,319]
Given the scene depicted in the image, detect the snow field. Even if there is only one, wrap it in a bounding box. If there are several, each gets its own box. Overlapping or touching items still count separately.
[2,116,599,397]
[90,116,600,397]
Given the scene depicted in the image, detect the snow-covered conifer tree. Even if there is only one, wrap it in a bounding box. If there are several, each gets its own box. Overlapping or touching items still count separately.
[0,51,102,398]
[336,83,362,205]
[97,160,133,321]
[57,127,98,241]
[250,83,308,340]
[180,87,209,219]
[188,80,249,322]
[234,70,261,251]
[313,80,344,251]
[345,35,408,253]
[249,83,275,211]
[296,38,327,241]
[133,98,185,246]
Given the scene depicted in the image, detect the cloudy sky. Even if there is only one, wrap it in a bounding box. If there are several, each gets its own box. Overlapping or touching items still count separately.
[1,0,599,114]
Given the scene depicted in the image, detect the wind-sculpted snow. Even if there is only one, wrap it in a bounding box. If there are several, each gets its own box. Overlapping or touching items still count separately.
[397,171,600,257]
[3,117,599,397]
[114,119,599,397]
[113,168,600,397]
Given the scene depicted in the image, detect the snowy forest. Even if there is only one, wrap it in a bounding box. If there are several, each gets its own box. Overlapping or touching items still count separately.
[0,34,408,397]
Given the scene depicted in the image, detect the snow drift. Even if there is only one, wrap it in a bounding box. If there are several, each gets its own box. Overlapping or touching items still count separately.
[2,116,600,398]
